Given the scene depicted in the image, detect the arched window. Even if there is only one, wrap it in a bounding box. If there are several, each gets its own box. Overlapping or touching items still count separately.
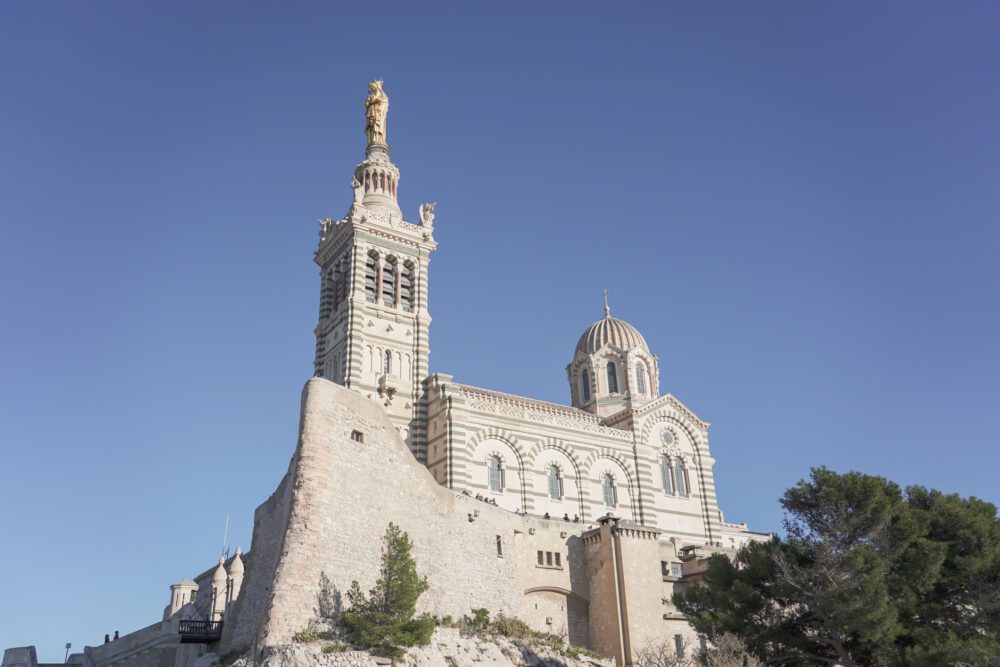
[488,456,504,492]
[636,362,647,395]
[601,473,617,507]
[400,263,415,312]
[364,253,378,303]
[383,350,392,375]
[547,465,563,500]
[607,362,619,393]
[381,257,397,307]
[674,458,689,497]
[581,369,591,401]
[660,455,673,494]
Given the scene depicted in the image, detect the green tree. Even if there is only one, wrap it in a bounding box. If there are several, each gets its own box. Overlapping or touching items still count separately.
[675,467,1000,666]
[342,523,436,658]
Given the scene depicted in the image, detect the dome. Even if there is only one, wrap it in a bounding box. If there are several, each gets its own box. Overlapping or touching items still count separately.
[212,557,227,583]
[229,548,244,575]
[575,312,649,356]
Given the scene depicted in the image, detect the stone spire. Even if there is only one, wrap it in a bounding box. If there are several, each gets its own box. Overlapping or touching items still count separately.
[354,80,402,218]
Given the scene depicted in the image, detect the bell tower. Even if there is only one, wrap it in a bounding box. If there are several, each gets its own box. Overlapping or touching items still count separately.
[313,81,437,461]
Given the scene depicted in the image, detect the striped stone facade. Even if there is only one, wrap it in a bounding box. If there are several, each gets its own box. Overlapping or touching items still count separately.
[313,141,436,461]
[312,107,760,552]
[423,376,727,546]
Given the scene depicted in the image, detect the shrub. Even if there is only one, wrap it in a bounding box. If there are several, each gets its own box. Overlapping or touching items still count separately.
[293,629,321,642]
[321,640,350,654]
[469,608,490,633]
[490,614,533,640]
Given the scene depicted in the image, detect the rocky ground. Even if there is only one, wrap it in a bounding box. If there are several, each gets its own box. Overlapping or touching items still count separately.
[215,628,612,667]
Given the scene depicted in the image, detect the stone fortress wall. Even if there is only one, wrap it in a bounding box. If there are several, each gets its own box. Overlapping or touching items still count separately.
[221,378,713,662]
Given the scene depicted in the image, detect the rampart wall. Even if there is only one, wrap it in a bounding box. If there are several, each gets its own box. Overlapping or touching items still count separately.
[223,466,295,653]
[219,378,733,665]
[226,379,599,655]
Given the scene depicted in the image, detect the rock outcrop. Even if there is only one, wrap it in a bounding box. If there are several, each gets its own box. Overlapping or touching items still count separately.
[234,629,612,667]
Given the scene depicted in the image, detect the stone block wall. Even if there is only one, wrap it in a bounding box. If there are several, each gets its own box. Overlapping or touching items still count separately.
[227,378,597,653]
[219,378,735,664]
[224,465,295,653]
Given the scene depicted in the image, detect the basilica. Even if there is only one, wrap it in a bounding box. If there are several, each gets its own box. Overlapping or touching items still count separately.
[313,81,758,550]
[4,82,767,667]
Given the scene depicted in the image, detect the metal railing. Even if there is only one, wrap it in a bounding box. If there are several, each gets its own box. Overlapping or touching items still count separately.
[178,620,223,643]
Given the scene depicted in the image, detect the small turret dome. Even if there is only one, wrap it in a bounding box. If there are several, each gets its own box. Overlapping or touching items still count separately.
[212,557,227,583]
[575,313,649,356]
[229,548,244,575]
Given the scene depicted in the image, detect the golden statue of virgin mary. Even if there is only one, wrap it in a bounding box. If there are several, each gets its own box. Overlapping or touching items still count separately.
[365,80,388,146]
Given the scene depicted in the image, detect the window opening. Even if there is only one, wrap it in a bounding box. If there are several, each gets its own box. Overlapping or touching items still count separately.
[364,254,378,302]
[400,264,415,312]
[602,474,617,507]
[381,258,397,307]
[488,456,504,492]
[547,465,563,500]
[674,459,688,497]
[661,455,673,494]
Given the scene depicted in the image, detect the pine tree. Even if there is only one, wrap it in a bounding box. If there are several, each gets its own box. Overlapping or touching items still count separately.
[342,523,436,658]
[675,468,1000,666]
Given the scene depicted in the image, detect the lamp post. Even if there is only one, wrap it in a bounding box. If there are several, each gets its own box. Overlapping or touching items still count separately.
[64,643,71,663]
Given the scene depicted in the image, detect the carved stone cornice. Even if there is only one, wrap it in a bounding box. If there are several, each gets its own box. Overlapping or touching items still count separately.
[453,384,633,441]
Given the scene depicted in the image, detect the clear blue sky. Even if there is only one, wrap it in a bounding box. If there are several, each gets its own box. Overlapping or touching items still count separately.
[2,1,998,660]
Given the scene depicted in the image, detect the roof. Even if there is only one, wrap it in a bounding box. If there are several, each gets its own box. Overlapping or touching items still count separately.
[575,313,650,356]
